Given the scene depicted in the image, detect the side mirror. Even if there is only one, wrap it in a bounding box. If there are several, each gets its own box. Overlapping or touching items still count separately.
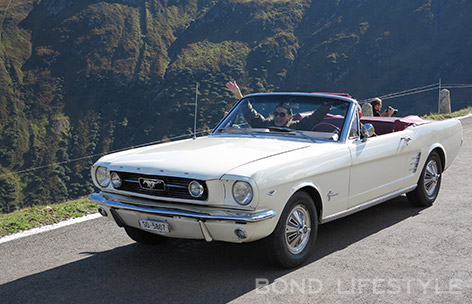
[361,124,375,142]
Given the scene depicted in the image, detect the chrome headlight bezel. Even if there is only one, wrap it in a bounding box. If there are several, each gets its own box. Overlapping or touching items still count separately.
[232,181,253,205]
[188,180,204,198]
[95,166,110,188]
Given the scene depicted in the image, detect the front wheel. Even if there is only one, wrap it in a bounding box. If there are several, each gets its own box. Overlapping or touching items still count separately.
[266,191,318,268]
[407,151,442,207]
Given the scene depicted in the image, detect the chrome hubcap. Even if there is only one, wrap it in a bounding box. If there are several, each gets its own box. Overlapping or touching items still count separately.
[424,159,440,198]
[285,204,311,254]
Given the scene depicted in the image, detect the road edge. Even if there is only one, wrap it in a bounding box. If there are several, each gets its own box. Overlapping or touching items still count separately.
[0,213,101,244]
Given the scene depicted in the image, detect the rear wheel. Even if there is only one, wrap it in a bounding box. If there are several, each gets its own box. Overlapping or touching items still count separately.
[407,151,442,207]
[124,226,168,244]
[266,191,318,268]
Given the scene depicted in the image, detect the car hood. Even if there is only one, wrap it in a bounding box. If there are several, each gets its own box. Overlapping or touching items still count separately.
[96,136,311,180]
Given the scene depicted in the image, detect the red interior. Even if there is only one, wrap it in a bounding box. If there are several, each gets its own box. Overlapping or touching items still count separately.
[360,115,428,135]
[295,112,429,135]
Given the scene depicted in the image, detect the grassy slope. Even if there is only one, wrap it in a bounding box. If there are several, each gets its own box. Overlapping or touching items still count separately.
[422,107,472,120]
[0,198,97,237]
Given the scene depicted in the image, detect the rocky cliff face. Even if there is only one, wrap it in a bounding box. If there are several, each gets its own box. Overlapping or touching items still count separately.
[0,0,471,211]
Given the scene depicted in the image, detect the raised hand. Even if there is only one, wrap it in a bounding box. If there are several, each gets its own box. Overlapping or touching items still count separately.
[225,81,243,99]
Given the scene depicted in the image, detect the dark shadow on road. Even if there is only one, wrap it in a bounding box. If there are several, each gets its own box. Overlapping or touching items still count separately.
[0,196,424,304]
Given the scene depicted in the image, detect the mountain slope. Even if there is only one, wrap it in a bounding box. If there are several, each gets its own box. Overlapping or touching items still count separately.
[0,0,471,211]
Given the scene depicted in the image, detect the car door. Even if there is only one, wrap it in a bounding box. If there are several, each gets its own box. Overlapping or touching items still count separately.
[347,129,414,208]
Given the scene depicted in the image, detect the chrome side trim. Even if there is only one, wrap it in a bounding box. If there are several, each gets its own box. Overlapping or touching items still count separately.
[89,192,276,223]
[320,185,417,224]
[409,152,422,173]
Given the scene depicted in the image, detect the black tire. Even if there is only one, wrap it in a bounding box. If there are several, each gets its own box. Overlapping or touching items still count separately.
[407,151,442,207]
[124,226,168,244]
[266,191,318,268]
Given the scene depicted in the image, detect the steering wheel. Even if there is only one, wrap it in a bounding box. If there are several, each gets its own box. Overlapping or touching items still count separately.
[312,122,341,132]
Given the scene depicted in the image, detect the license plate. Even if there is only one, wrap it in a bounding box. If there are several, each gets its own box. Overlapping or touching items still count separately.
[139,219,170,233]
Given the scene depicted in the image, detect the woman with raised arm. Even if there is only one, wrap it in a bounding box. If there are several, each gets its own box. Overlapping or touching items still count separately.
[224,81,330,130]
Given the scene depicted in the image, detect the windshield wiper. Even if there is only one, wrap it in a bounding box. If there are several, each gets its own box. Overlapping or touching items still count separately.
[218,127,256,137]
[267,126,316,142]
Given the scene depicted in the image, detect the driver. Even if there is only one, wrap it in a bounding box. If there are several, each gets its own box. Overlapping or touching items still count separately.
[225,81,331,130]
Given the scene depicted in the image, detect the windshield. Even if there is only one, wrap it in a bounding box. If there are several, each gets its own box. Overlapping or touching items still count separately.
[213,94,350,142]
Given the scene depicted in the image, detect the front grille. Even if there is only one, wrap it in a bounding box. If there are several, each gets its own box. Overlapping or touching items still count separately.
[112,171,208,201]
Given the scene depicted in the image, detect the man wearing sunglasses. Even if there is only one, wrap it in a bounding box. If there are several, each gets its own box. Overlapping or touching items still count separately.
[225,81,330,130]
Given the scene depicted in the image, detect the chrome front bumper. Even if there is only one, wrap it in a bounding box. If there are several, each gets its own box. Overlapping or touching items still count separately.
[89,192,276,223]
[90,192,277,243]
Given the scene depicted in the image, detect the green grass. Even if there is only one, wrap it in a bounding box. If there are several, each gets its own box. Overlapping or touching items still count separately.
[422,106,472,120]
[0,198,97,238]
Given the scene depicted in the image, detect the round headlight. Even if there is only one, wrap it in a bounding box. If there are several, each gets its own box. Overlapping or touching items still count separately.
[189,181,204,198]
[95,166,110,187]
[232,181,253,205]
[110,172,122,188]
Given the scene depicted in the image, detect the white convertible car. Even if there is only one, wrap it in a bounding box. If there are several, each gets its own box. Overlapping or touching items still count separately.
[89,93,462,268]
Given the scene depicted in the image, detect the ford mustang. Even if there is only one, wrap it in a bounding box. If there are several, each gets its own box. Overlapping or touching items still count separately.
[89,92,462,268]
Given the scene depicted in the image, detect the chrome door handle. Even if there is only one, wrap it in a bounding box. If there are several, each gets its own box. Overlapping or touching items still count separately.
[401,137,411,145]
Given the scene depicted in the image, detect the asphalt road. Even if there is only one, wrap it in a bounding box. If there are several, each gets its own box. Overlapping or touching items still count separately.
[1,116,471,304]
